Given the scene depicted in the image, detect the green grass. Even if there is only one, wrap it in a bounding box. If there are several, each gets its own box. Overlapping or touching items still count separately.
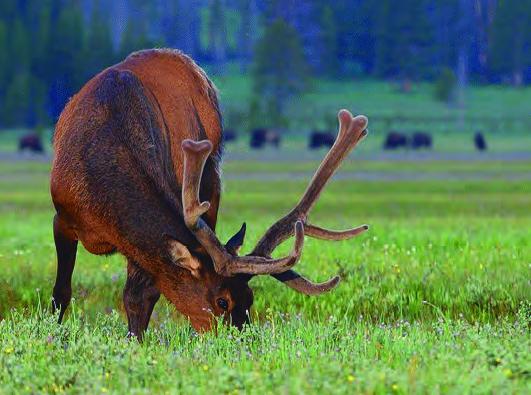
[212,75,531,160]
[220,132,531,154]
[223,158,531,175]
[1,78,530,154]
[1,129,530,155]
[0,157,529,393]
[212,75,531,135]
[2,308,529,394]
[213,73,531,118]
[0,129,53,153]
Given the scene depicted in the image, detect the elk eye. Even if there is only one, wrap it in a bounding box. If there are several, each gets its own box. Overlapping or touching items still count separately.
[216,298,229,310]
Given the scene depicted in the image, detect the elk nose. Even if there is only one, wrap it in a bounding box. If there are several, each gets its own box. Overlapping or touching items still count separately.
[231,309,251,330]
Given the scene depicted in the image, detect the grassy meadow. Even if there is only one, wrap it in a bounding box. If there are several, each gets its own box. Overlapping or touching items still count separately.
[1,79,530,154]
[0,79,529,393]
[0,151,530,393]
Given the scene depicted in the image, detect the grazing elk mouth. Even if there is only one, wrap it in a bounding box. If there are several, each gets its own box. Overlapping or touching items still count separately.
[178,109,369,294]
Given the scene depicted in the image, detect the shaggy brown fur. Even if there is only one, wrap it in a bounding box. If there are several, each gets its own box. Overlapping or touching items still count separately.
[51,49,251,336]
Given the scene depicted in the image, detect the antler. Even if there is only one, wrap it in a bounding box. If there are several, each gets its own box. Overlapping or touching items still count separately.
[180,109,368,293]
[251,109,369,294]
[181,139,304,276]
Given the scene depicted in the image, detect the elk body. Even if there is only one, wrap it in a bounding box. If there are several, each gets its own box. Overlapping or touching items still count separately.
[51,49,369,338]
[309,131,335,149]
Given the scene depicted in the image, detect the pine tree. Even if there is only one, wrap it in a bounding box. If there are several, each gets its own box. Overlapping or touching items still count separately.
[4,72,32,127]
[330,1,371,75]
[490,0,531,85]
[173,0,201,58]
[319,5,339,77]
[119,21,137,59]
[433,67,457,103]
[0,0,17,22]
[47,2,85,119]
[208,0,227,70]
[431,0,459,71]
[0,21,8,100]
[3,18,32,126]
[119,17,155,59]
[160,0,201,58]
[252,18,308,127]
[85,6,115,79]
[31,1,52,81]
[29,0,53,126]
[374,0,434,85]
[160,0,180,48]
[9,18,31,72]
[237,0,257,72]
[373,0,394,77]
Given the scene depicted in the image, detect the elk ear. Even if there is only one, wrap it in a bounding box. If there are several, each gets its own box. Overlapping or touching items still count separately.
[168,239,202,279]
[225,222,246,255]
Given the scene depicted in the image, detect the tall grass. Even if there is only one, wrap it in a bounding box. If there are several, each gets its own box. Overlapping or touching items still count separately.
[0,160,529,393]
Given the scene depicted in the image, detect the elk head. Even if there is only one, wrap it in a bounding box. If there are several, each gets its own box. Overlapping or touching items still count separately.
[171,110,369,331]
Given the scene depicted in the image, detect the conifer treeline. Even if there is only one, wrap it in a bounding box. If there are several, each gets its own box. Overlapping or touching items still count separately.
[0,0,528,127]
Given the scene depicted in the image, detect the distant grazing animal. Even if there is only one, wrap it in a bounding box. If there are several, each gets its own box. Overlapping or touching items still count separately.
[383,131,408,150]
[309,131,335,149]
[474,132,487,151]
[50,48,370,339]
[223,129,237,143]
[411,132,432,149]
[18,134,44,153]
[250,128,281,149]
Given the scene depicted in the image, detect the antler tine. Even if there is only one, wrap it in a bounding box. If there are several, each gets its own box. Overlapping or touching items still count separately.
[229,221,305,275]
[252,110,368,258]
[248,110,369,295]
[296,110,367,215]
[272,270,340,295]
[182,139,213,229]
[181,140,305,276]
[304,223,369,240]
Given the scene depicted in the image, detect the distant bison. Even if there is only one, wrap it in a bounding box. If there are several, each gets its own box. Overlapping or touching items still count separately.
[383,132,408,150]
[309,131,335,149]
[411,132,432,149]
[474,132,487,151]
[223,129,237,143]
[250,128,281,149]
[18,134,44,153]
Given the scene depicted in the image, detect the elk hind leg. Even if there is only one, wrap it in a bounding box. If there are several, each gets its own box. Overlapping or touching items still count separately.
[52,214,78,323]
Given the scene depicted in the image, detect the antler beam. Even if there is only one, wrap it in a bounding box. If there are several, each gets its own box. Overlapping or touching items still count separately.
[181,139,304,276]
[251,110,369,294]
[180,109,368,295]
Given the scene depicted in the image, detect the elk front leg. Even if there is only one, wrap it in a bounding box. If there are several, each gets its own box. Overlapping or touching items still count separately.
[123,260,160,340]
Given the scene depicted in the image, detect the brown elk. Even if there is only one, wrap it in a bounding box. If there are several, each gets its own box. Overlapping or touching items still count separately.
[50,49,369,338]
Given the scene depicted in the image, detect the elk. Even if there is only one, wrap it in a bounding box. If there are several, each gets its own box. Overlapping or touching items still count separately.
[19,134,44,153]
[309,131,335,149]
[250,128,281,149]
[411,131,432,149]
[50,49,369,339]
[474,131,487,151]
[383,131,408,150]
